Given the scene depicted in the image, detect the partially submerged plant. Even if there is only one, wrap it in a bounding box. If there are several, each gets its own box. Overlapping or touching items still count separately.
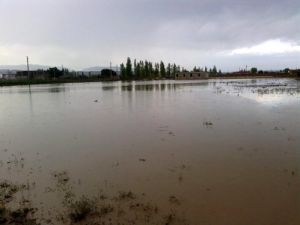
[98,205,114,217]
[116,191,136,200]
[0,181,19,203]
[169,196,180,205]
[0,181,38,225]
[69,196,95,223]
[165,213,176,225]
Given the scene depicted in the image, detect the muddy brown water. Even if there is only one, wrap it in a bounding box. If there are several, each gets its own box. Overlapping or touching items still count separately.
[0,78,300,225]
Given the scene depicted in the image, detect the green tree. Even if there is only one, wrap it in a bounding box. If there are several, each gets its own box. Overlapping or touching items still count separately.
[167,63,171,78]
[133,59,137,77]
[212,65,217,75]
[136,62,141,79]
[47,67,63,78]
[258,70,264,74]
[154,63,159,77]
[149,62,153,78]
[171,64,177,78]
[160,61,166,78]
[126,57,133,79]
[140,60,145,79]
[101,69,117,78]
[120,63,126,79]
[145,61,150,78]
[251,67,258,74]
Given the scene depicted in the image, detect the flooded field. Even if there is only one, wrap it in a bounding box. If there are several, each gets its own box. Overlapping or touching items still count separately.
[0,78,300,225]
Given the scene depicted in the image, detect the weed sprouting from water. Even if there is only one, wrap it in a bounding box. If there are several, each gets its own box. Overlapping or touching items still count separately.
[0,181,39,225]
[69,196,95,223]
[116,191,136,200]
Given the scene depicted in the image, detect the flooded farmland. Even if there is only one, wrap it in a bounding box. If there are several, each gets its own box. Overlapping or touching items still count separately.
[0,78,300,225]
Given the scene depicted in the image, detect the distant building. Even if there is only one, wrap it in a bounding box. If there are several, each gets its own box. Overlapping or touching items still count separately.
[175,71,209,80]
[78,66,121,77]
[1,70,17,80]
[288,69,300,76]
[76,67,120,79]
[15,70,49,80]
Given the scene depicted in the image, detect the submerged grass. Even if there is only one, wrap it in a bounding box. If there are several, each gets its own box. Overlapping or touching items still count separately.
[0,181,39,225]
[69,197,95,223]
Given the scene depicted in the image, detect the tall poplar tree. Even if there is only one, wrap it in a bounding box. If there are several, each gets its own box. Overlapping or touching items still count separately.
[160,61,166,78]
[126,57,133,79]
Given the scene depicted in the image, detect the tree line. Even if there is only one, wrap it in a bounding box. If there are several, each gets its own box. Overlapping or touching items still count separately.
[120,57,181,80]
[120,57,222,80]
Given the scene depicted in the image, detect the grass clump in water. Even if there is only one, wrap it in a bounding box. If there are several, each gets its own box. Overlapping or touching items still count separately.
[0,181,38,225]
[116,191,136,200]
[69,197,95,223]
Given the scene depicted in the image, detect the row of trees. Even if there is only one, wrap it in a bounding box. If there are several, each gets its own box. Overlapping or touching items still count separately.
[120,57,223,80]
[192,66,221,75]
[46,67,70,78]
[120,57,181,80]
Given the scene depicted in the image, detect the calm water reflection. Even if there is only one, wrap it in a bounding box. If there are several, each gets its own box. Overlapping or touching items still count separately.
[0,79,299,225]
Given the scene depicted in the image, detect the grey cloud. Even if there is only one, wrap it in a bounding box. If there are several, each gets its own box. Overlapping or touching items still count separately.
[0,0,299,70]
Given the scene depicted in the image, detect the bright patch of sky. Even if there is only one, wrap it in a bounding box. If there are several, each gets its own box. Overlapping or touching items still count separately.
[231,39,300,55]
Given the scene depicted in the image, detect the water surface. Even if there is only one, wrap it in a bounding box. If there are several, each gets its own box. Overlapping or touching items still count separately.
[0,79,300,225]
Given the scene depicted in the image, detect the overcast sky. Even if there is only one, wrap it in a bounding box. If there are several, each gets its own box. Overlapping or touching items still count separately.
[0,0,299,71]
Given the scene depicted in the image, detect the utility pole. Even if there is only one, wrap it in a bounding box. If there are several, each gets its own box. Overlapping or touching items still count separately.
[26,56,30,80]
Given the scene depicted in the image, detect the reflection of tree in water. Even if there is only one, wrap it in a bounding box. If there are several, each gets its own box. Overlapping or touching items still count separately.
[16,86,67,93]
[102,86,116,91]
[121,85,133,91]
[102,81,210,92]
[48,87,66,93]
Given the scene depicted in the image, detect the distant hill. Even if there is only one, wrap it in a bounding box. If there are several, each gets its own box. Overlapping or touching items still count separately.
[0,64,50,71]
[82,66,120,72]
[0,65,120,72]
[82,66,103,71]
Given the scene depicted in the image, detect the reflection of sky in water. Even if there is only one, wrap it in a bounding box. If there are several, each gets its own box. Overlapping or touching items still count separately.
[255,94,297,104]
[246,88,299,105]
[0,78,299,107]
[213,78,300,105]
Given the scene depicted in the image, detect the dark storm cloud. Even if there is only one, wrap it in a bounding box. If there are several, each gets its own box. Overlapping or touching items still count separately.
[0,0,299,70]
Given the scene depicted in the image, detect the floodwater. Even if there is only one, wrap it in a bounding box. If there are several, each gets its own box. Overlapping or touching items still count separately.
[0,78,300,225]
